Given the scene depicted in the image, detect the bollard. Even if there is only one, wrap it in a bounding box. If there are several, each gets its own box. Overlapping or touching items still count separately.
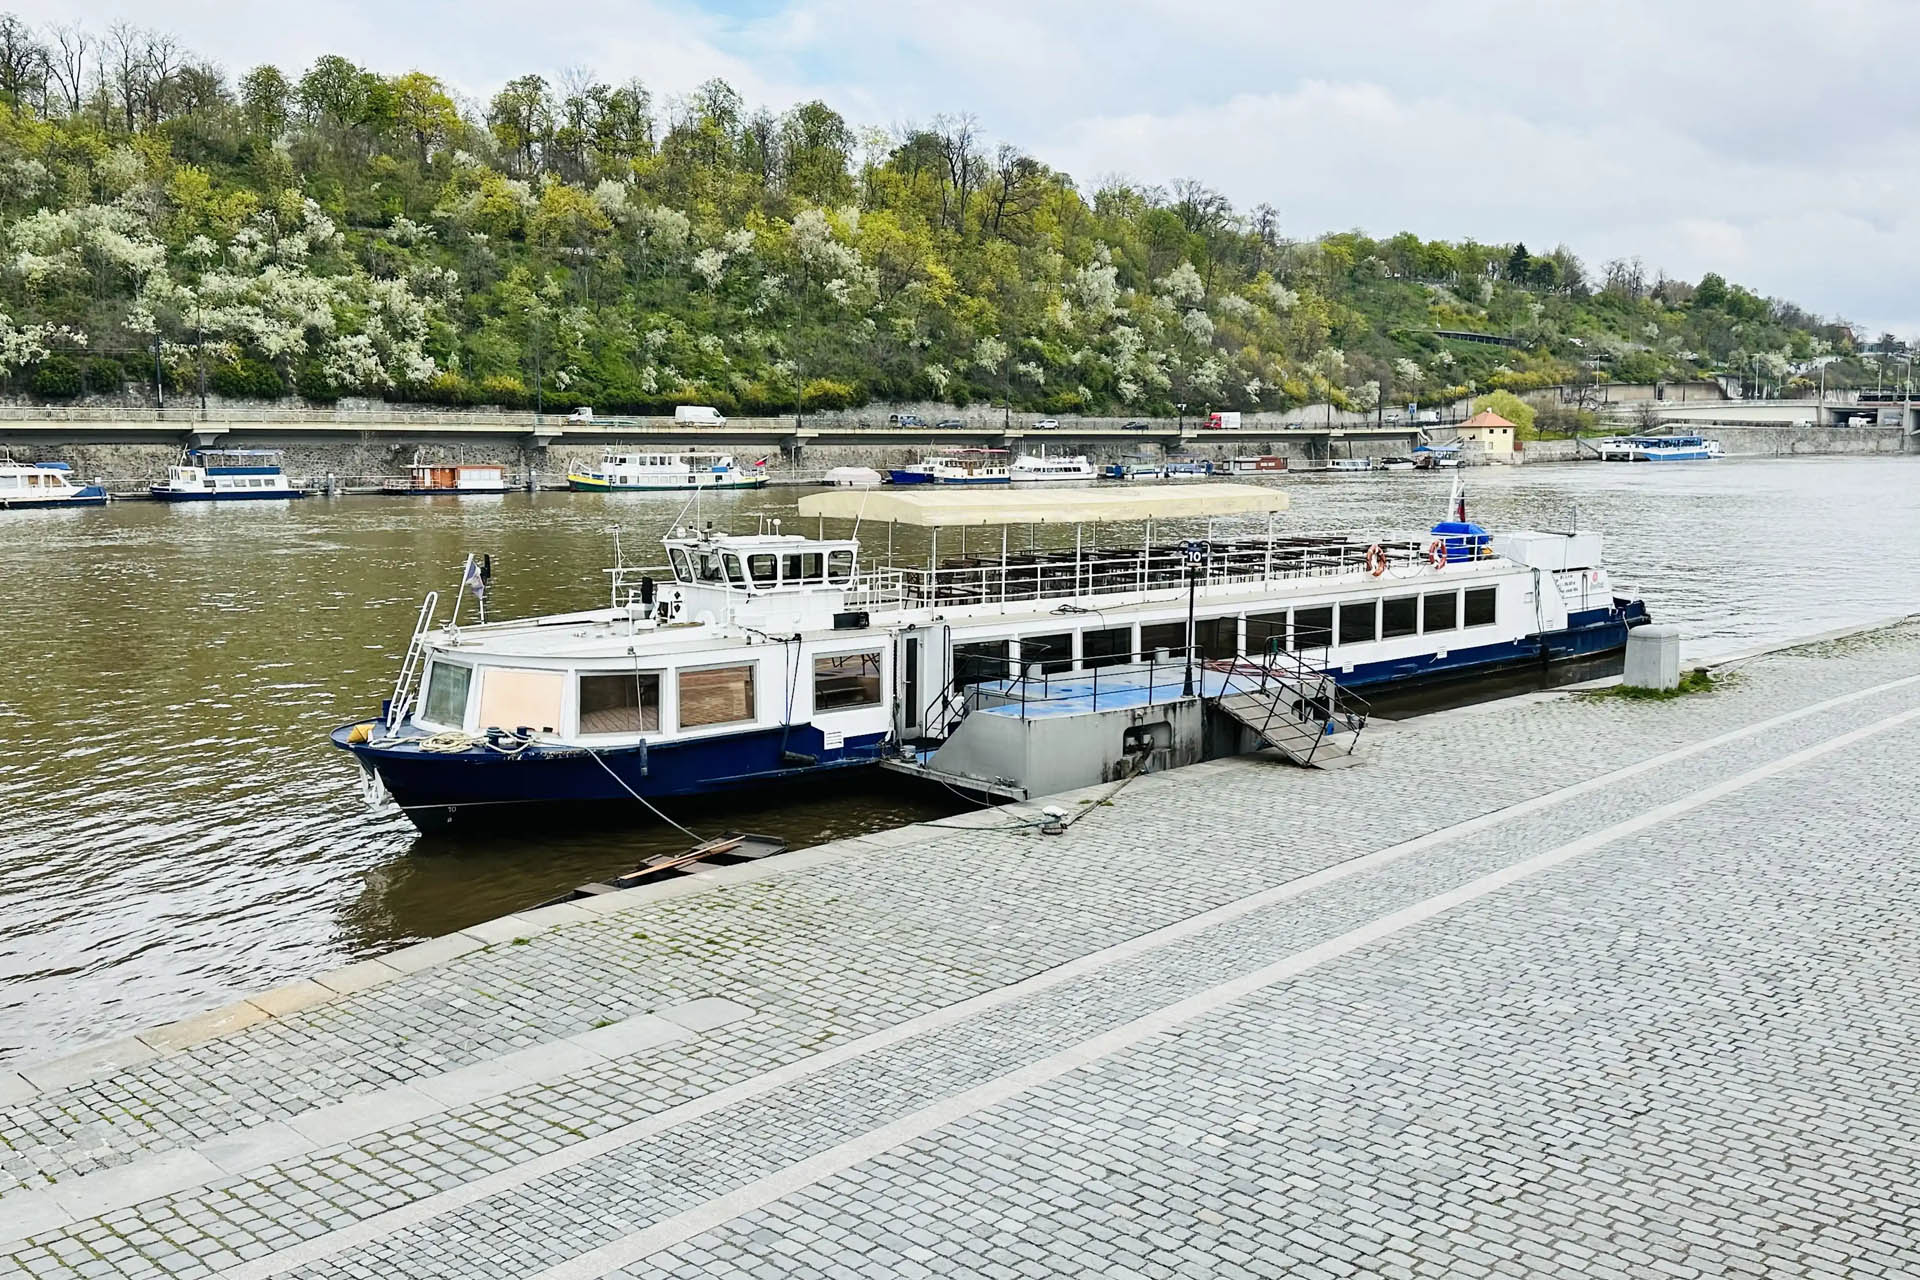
[1623,624,1681,691]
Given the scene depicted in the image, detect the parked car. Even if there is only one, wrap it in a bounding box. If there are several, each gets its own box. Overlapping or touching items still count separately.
[888,413,925,427]
[935,418,964,429]
[1122,420,1151,431]
[1034,418,1060,430]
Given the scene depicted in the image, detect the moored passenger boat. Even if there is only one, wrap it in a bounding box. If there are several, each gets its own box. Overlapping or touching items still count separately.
[887,449,1011,485]
[150,450,305,501]
[1009,451,1096,482]
[0,460,107,509]
[1626,434,1721,462]
[568,451,768,491]
[334,483,1649,832]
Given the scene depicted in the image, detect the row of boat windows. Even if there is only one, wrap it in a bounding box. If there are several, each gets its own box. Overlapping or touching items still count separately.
[954,587,1498,679]
[670,546,858,588]
[0,472,69,489]
[422,651,884,736]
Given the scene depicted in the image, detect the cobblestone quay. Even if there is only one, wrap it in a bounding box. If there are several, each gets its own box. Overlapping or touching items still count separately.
[5,621,1920,1279]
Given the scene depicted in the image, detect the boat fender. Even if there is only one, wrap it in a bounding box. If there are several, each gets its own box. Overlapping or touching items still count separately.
[639,575,656,605]
[1364,544,1388,577]
[346,722,373,744]
[1426,539,1448,569]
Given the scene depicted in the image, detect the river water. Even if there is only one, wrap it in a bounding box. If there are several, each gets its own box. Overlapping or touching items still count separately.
[2,455,1916,1064]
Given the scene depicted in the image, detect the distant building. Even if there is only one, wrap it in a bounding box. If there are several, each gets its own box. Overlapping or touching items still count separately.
[1456,410,1518,459]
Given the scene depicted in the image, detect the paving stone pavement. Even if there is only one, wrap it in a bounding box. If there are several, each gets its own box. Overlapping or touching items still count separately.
[4,621,1919,1279]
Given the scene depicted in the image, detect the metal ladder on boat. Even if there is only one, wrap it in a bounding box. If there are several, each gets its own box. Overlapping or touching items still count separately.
[386,591,439,730]
[1210,649,1367,768]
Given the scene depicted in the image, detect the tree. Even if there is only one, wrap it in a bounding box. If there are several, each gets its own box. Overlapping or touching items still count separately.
[489,75,554,176]
[1472,389,1537,435]
[1505,241,1531,282]
[0,14,47,113]
[46,23,87,116]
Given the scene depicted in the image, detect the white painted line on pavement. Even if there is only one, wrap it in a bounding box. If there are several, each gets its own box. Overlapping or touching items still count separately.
[214,667,1920,1280]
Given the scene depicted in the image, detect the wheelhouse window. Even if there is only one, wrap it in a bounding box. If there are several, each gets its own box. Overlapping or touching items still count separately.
[1423,591,1458,632]
[678,664,757,728]
[421,662,472,726]
[724,555,748,586]
[578,672,661,734]
[1464,586,1498,627]
[669,547,693,582]
[1338,599,1378,646]
[1296,606,1334,650]
[813,651,883,711]
[828,549,855,583]
[747,554,778,588]
[1382,596,1418,640]
[782,553,825,585]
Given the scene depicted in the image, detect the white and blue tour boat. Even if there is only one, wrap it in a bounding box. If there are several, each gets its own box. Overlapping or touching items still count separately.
[334,483,1649,831]
[568,450,769,491]
[150,450,305,501]
[887,449,1011,485]
[0,459,108,509]
[1604,434,1722,462]
[1009,451,1097,482]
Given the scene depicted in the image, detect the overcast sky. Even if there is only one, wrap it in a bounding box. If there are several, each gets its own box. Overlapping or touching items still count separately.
[15,0,1919,335]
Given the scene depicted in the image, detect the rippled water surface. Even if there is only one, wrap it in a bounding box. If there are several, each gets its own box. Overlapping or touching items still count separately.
[3,456,1917,1063]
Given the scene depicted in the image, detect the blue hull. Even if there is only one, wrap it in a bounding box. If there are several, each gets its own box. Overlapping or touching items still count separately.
[886,471,1012,485]
[1335,602,1647,690]
[334,721,891,832]
[150,488,308,501]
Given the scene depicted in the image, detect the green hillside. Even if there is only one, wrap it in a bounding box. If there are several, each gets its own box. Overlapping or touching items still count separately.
[0,16,1885,418]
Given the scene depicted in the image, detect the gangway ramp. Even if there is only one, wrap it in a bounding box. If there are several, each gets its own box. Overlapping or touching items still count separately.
[1210,660,1366,768]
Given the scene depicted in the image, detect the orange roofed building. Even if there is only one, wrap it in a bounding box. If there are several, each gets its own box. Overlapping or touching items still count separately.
[1455,409,1518,460]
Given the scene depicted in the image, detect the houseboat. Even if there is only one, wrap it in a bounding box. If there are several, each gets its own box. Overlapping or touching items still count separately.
[1327,457,1374,473]
[1009,451,1097,482]
[1101,460,1214,480]
[0,460,108,509]
[887,449,1011,485]
[568,451,768,491]
[1611,434,1722,462]
[1221,456,1289,475]
[384,461,510,495]
[150,450,305,501]
[333,483,1649,832]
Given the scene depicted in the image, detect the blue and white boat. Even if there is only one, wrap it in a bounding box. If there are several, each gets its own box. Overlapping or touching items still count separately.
[887,449,1011,485]
[0,460,107,509]
[1609,434,1722,463]
[334,483,1648,832]
[150,450,306,501]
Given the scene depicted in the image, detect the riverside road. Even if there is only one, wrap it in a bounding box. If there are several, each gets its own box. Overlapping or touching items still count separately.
[2,620,1919,1279]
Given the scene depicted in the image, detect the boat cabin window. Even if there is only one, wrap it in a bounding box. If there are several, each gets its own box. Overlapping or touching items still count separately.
[1339,600,1378,647]
[1295,606,1333,650]
[748,554,778,588]
[1464,586,1498,628]
[1081,627,1131,669]
[1382,596,1418,640]
[0,474,18,490]
[724,555,748,587]
[421,662,472,726]
[1196,617,1237,661]
[1140,621,1186,661]
[1246,611,1288,657]
[782,552,824,585]
[669,547,693,582]
[813,651,883,711]
[476,667,564,735]
[678,664,757,728]
[1020,632,1074,675]
[953,640,1010,688]
[578,672,661,734]
[828,549,855,583]
[1423,591,1458,632]
[696,549,726,583]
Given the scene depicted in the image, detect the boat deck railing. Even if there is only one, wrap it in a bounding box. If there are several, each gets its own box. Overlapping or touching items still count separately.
[848,533,1441,611]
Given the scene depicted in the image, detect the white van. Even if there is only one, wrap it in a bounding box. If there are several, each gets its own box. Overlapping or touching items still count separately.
[675,405,727,427]
[567,406,595,422]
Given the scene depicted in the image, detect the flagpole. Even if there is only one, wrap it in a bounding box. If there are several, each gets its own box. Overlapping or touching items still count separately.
[451,553,473,628]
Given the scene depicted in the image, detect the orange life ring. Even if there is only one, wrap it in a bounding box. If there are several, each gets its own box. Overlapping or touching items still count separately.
[1365,543,1388,577]
[1427,538,1449,569]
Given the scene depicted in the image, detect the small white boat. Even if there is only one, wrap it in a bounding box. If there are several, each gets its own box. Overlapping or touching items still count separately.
[1010,452,1096,483]
[1327,458,1374,473]
[0,459,107,509]
[1377,457,1417,472]
[823,466,884,488]
[150,450,305,501]
[383,462,510,495]
[569,451,769,491]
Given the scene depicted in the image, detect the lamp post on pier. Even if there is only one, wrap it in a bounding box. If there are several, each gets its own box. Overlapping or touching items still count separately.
[1181,539,1209,698]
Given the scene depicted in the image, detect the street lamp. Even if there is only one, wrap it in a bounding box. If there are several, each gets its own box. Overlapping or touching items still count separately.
[1181,539,1208,697]
[1175,401,1187,433]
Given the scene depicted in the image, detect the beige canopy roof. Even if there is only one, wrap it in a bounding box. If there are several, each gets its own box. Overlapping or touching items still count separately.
[797,482,1288,528]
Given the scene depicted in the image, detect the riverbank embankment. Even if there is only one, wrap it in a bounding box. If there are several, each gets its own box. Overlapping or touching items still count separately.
[3,617,1918,1277]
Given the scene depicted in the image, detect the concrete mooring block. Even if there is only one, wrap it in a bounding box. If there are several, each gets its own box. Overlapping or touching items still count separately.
[1623,624,1681,691]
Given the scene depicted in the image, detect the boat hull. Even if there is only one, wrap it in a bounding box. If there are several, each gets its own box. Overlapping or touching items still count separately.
[567,474,768,491]
[382,486,512,496]
[1333,601,1647,691]
[149,488,307,501]
[0,488,108,509]
[333,721,890,833]
[886,471,1011,485]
